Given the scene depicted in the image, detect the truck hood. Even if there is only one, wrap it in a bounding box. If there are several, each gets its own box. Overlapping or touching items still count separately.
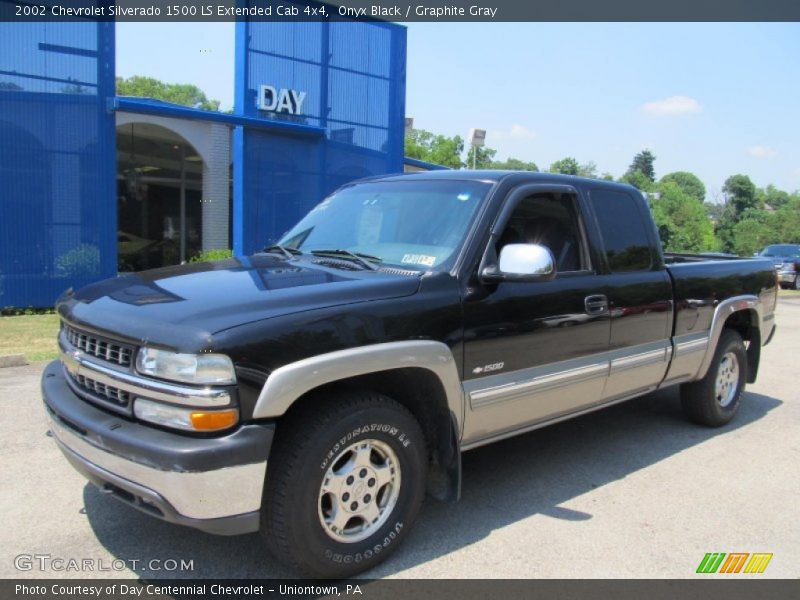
[57,255,421,350]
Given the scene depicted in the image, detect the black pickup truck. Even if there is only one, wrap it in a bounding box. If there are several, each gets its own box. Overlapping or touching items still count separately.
[43,171,777,577]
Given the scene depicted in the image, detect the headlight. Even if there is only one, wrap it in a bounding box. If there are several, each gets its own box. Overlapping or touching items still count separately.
[136,347,236,385]
[134,398,239,432]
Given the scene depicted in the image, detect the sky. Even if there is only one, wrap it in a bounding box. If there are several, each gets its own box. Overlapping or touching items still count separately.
[116,22,800,199]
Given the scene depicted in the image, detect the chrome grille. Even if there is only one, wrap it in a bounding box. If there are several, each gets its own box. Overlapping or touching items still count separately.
[67,371,131,410]
[63,324,133,367]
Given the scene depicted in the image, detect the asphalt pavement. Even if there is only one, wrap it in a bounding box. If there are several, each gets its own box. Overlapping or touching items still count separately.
[2,295,798,579]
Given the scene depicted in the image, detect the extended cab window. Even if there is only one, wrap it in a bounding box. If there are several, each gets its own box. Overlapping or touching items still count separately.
[496,193,588,273]
[588,189,653,272]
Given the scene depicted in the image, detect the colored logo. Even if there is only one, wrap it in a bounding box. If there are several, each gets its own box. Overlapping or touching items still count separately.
[696,553,773,574]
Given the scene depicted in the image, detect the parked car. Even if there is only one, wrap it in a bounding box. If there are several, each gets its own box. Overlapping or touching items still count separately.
[43,172,777,578]
[757,244,800,289]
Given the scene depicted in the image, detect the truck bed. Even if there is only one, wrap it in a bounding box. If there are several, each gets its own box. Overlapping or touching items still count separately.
[665,255,777,339]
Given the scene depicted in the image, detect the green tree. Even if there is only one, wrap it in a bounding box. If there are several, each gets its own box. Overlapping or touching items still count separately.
[650,182,717,252]
[489,157,538,171]
[549,157,596,178]
[549,157,580,175]
[722,174,759,215]
[757,184,791,210]
[600,172,615,181]
[621,170,655,192]
[714,174,761,252]
[465,145,497,169]
[716,180,800,253]
[717,195,800,255]
[625,149,657,183]
[703,202,725,222]
[404,129,465,169]
[660,171,705,202]
[116,75,221,111]
[715,204,739,253]
[577,161,597,178]
[773,196,800,242]
[731,218,775,256]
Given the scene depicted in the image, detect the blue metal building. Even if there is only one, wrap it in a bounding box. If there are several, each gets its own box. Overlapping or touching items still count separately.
[0,15,407,307]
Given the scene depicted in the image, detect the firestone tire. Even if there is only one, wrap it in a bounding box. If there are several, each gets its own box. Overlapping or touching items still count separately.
[680,329,747,427]
[261,392,427,578]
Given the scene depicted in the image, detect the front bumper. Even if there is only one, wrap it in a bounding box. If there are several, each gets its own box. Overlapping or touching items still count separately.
[42,360,273,535]
[777,270,797,284]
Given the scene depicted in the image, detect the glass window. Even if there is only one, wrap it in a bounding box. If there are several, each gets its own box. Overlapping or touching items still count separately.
[760,244,800,259]
[279,179,491,271]
[589,189,653,272]
[496,193,587,273]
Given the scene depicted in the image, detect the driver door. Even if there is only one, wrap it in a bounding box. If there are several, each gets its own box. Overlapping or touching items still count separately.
[461,188,611,446]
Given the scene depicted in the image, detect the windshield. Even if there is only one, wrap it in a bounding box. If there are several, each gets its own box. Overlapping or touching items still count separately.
[278,179,492,270]
[760,244,800,258]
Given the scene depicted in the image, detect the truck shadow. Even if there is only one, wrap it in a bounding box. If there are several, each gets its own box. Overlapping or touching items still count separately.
[83,388,781,579]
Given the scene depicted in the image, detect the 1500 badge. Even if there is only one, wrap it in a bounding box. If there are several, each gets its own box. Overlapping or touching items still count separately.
[472,362,504,375]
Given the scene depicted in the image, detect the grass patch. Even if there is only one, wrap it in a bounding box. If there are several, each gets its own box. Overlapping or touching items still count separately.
[0,314,60,362]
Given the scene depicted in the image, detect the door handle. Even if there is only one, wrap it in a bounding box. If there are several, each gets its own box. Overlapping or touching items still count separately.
[584,294,609,315]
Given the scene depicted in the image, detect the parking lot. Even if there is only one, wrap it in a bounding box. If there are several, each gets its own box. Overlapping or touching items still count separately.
[2,294,798,580]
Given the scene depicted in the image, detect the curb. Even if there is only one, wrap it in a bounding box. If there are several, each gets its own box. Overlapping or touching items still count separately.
[0,354,28,368]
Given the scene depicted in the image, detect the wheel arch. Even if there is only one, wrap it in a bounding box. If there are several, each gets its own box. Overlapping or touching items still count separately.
[253,342,464,502]
[721,308,761,383]
[696,295,762,383]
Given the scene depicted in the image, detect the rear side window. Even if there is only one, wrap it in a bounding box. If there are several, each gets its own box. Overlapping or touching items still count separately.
[588,189,653,272]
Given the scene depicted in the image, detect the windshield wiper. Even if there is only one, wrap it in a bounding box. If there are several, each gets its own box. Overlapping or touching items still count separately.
[264,245,303,260]
[309,249,382,271]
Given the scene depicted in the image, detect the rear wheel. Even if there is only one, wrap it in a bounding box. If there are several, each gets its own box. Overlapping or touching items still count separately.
[794,274,800,290]
[261,391,427,578]
[680,329,747,427]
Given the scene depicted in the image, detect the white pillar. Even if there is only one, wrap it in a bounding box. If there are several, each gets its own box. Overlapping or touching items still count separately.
[202,123,231,251]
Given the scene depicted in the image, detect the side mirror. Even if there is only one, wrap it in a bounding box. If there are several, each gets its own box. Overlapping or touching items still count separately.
[481,243,556,283]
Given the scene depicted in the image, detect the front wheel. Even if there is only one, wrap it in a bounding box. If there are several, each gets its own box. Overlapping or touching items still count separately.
[261,392,427,578]
[680,329,747,427]
[794,274,800,290]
